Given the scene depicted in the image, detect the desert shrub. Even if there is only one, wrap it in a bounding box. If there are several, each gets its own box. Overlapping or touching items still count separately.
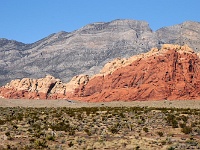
[186,139,198,146]
[119,112,125,118]
[5,131,10,137]
[191,122,197,127]
[143,127,148,133]
[0,119,6,125]
[34,131,45,138]
[166,114,178,128]
[167,146,175,150]
[161,140,166,145]
[69,129,75,136]
[84,128,92,136]
[29,138,35,143]
[179,123,186,128]
[109,127,119,134]
[68,141,74,147]
[7,145,11,149]
[86,110,91,116]
[182,126,192,134]
[195,128,200,135]
[68,111,75,117]
[13,125,18,129]
[51,121,70,132]
[16,113,23,121]
[46,135,55,141]
[77,113,82,120]
[109,123,121,134]
[179,115,188,122]
[135,145,140,150]
[172,119,178,128]
[34,139,48,148]
[157,131,164,137]
[32,123,41,130]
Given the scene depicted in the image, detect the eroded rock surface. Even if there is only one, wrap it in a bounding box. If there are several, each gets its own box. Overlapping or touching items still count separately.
[0,20,200,86]
[73,44,200,101]
[0,75,89,99]
[1,44,200,101]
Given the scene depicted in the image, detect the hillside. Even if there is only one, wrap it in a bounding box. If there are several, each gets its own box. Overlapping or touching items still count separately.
[73,44,200,101]
[1,44,200,101]
[0,19,200,86]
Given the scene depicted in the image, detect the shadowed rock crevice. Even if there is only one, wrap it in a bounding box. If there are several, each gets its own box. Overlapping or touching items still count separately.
[46,82,56,98]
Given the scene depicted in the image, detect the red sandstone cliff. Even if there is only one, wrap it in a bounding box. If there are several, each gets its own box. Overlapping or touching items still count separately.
[72,44,200,101]
[1,44,200,101]
[0,75,89,99]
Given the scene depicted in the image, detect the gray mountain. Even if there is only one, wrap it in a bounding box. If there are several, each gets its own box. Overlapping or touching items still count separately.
[0,19,200,86]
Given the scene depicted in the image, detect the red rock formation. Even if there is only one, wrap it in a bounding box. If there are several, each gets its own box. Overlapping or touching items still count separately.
[72,44,200,101]
[1,44,200,102]
[0,75,89,100]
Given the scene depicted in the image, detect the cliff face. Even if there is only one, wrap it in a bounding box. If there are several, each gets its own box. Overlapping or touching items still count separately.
[1,44,200,101]
[73,44,200,101]
[0,75,89,99]
[0,20,155,86]
[0,20,200,86]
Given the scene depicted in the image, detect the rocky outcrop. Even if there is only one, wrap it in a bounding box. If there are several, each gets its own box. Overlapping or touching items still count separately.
[0,75,89,99]
[72,44,200,101]
[0,20,200,86]
[1,44,200,101]
[0,20,155,86]
[93,47,160,77]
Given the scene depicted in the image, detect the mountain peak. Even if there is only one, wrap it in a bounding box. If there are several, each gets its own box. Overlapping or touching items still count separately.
[77,19,151,34]
[0,19,200,87]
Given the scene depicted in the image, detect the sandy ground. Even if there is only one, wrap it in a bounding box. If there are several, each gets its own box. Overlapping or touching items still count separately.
[0,98,200,109]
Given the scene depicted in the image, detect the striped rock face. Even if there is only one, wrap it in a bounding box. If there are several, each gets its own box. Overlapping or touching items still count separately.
[1,44,200,102]
[71,44,200,102]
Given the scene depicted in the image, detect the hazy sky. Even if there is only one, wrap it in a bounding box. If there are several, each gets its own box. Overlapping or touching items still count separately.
[0,0,199,43]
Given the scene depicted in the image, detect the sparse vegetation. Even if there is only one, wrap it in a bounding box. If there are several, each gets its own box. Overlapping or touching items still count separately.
[181,126,192,134]
[0,106,199,149]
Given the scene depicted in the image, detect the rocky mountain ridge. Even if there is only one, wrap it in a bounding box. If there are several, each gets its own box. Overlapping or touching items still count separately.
[1,44,200,101]
[0,19,200,86]
[73,44,200,101]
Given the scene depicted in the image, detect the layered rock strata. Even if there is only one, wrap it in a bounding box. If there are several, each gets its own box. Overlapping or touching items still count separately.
[0,75,89,99]
[73,44,200,101]
[1,44,200,102]
[0,20,200,86]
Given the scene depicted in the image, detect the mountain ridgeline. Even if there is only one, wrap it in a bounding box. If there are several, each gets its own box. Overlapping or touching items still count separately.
[0,19,200,86]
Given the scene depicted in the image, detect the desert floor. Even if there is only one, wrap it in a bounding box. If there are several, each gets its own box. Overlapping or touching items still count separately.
[1,99,200,150]
[0,98,200,109]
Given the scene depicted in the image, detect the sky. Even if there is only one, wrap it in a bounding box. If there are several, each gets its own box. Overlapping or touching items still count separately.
[0,0,200,44]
